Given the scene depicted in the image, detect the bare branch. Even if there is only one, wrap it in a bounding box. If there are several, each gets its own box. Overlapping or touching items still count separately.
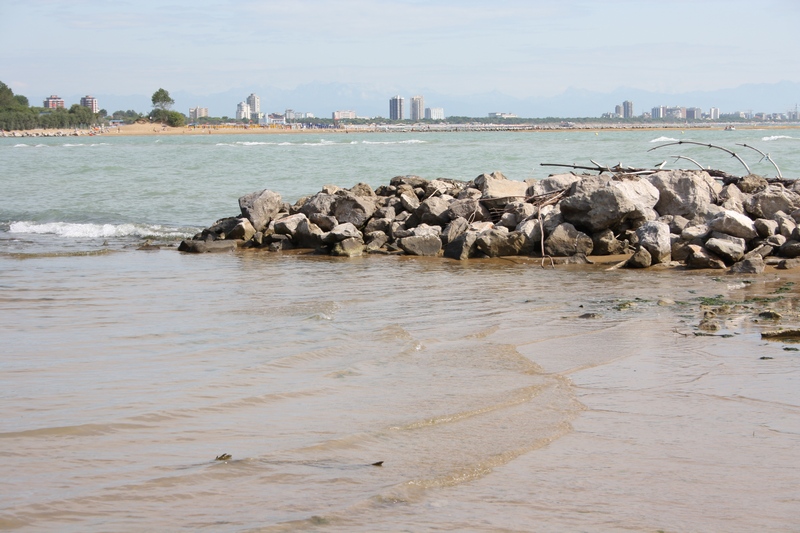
[647,140,751,175]
[735,143,783,179]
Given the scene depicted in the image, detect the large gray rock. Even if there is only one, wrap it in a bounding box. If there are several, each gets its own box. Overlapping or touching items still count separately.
[294,218,325,249]
[202,217,241,240]
[516,217,543,255]
[298,192,336,217]
[239,189,283,232]
[397,234,442,256]
[227,218,256,241]
[685,245,726,269]
[178,240,237,253]
[681,223,710,240]
[443,232,479,260]
[527,174,582,197]
[705,237,745,264]
[592,229,626,255]
[446,198,490,222]
[755,218,779,238]
[332,192,377,228]
[349,182,376,198]
[544,223,593,257]
[636,221,671,263]
[729,256,766,274]
[322,222,362,244]
[442,217,469,245]
[474,171,528,200]
[476,229,526,257]
[625,246,652,268]
[744,184,800,219]
[646,170,722,220]
[559,175,659,233]
[708,210,758,240]
[330,237,365,257]
[399,191,420,212]
[273,213,308,236]
[416,196,451,226]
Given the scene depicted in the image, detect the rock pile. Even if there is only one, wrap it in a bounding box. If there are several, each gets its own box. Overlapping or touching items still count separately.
[179,170,800,273]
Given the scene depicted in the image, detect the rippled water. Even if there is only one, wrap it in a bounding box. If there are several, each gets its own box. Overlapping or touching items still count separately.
[1,130,800,531]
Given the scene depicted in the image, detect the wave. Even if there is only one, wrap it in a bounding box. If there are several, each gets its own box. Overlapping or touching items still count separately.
[62,142,109,147]
[13,143,48,148]
[650,136,679,143]
[761,135,795,141]
[8,221,197,239]
[361,139,427,145]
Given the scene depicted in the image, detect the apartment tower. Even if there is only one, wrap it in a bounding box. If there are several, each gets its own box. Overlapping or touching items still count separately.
[410,95,424,121]
[389,96,404,121]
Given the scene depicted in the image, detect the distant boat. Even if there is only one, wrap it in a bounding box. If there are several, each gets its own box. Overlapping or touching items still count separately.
[724,125,736,131]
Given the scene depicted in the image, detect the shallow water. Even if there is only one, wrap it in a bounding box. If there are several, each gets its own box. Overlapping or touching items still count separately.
[1,130,800,531]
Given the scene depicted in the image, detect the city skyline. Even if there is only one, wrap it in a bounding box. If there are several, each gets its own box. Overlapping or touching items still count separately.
[2,1,798,117]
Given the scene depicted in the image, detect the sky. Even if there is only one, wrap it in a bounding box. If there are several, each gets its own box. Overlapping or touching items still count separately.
[2,0,799,117]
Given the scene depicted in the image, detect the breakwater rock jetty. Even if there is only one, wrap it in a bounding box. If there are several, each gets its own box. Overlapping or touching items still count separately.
[180,170,800,273]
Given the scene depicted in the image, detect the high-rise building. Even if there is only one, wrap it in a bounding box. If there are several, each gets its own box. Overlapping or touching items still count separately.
[651,106,665,119]
[246,93,260,117]
[236,101,251,120]
[710,107,720,120]
[43,95,65,109]
[389,96,404,121]
[614,104,623,117]
[686,107,703,120]
[332,110,357,120]
[80,95,98,113]
[622,100,634,119]
[425,107,445,120]
[410,96,424,121]
[189,107,209,121]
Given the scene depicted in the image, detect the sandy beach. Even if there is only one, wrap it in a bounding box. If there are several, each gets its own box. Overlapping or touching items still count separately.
[4,121,799,138]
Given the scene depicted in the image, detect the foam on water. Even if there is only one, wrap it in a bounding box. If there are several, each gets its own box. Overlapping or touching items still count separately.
[8,221,196,240]
[762,135,795,141]
[650,136,679,143]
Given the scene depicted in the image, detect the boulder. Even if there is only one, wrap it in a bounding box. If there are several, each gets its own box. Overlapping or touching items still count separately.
[332,192,377,228]
[273,213,308,236]
[685,245,726,269]
[777,258,800,270]
[364,217,392,235]
[298,192,336,218]
[729,256,766,274]
[322,222,362,244]
[681,223,710,240]
[708,210,758,240]
[397,234,442,256]
[239,189,283,232]
[442,217,469,245]
[516,218,543,255]
[349,182,376,198]
[544,223,593,257]
[416,196,451,226]
[365,231,389,252]
[559,175,659,233]
[476,230,526,257]
[390,175,428,189]
[636,221,671,264]
[294,218,325,249]
[330,237,365,257]
[309,213,337,232]
[446,198,490,222]
[736,174,768,194]
[474,171,528,200]
[178,240,237,253]
[444,232,479,260]
[592,229,626,255]
[399,191,420,212]
[745,185,800,219]
[227,218,256,241]
[705,237,745,264]
[410,223,442,238]
[646,170,721,220]
[754,218,779,238]
[625,246,652,268]
[527,173,582,197]
[202,217,241,240]
[779,240,800,258]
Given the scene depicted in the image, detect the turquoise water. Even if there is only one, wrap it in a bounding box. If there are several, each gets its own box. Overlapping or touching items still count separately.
[1,129,799,532]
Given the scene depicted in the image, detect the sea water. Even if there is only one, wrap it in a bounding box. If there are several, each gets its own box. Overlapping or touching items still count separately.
[1,129,799,531]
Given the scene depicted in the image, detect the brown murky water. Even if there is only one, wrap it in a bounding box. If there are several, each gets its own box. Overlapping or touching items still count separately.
[2,249,798,532]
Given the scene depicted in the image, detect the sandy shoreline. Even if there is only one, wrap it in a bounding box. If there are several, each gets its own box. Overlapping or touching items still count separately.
[4,122,800,138]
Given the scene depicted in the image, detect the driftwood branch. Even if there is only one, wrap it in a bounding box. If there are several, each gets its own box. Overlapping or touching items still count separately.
[735,143,783,179]
[647,140,751,175]
[670,155,705,170]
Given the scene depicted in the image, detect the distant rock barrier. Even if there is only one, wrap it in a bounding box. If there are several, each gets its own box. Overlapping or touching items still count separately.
[179,170,800,273]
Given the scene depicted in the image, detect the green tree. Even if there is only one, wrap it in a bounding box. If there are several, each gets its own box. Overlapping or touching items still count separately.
[13,94,29,107]
[151,88,174,111]
[0,81,17,108]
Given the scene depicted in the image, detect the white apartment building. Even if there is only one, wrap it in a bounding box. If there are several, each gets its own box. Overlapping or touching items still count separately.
[332,110,357,120]
[236,101,251,120]
[410,96,424,121]
[189,107,209,121]
[425,107,445,120]
[80,95,99,113]
[246,93,260,117]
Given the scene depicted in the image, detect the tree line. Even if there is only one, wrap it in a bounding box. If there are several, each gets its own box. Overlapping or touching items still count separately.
[0,82,186,131]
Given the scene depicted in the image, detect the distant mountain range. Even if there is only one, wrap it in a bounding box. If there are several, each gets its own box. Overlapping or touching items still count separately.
[64,80,800,120]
